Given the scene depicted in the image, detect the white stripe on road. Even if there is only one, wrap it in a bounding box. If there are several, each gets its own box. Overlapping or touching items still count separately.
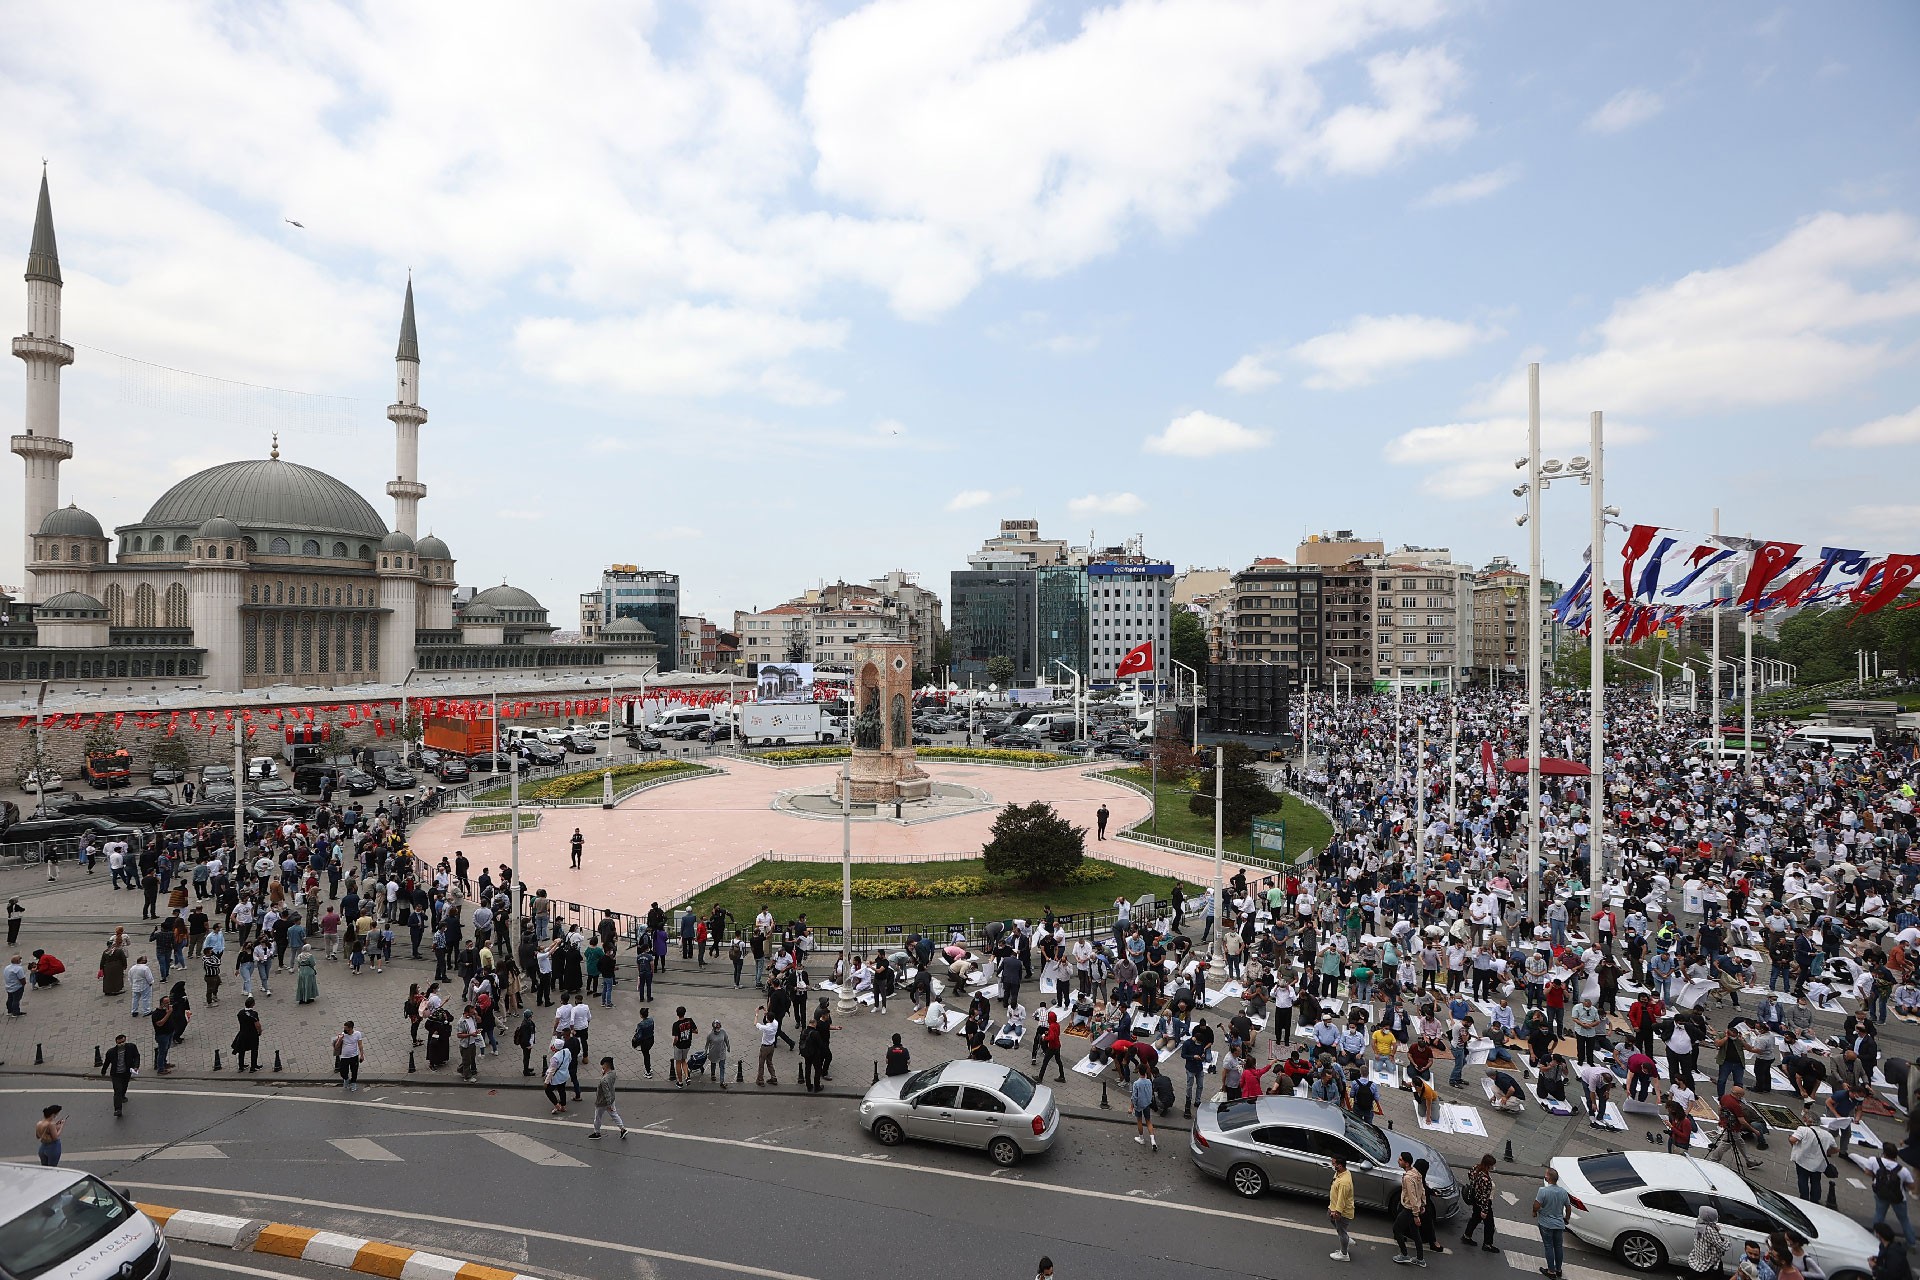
[150,1144,228,1160]
[476,1130,586,1167]
[1502,1247,1620,1280]
[326,1138,402,1162]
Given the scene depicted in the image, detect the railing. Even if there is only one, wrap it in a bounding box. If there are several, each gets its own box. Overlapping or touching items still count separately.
[0,834,83,866]
[734,750,1082,771]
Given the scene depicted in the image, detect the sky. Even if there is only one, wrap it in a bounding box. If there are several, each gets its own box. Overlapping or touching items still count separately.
[1,0,1917,629]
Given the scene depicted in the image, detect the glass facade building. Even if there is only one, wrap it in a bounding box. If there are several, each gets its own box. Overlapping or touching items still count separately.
[949,570,1035,687]
[1036,564,1089,687]
[600,569,680,670]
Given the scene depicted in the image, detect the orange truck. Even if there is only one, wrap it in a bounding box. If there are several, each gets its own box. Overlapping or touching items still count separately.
[423,714,495,758]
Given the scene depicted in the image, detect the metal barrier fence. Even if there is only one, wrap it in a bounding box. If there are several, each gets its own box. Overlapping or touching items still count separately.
[443,752,710,810]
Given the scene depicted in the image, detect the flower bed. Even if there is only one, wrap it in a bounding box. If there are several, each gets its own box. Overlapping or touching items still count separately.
[747,861,1115,900]
[757,745,1069,765]
[471,759,710,805]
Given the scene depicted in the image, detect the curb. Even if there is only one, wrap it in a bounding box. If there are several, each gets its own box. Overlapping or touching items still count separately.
[139,1204,538,1280]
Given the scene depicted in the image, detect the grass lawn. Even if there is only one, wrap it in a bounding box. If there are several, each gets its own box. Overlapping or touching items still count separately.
[685,857,1207,929]
[1104,767,1334,859]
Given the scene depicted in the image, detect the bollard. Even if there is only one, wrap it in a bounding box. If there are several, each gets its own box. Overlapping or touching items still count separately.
[94,1045,103,1068]
[1503,1139,1514,1163]
[1100,1080,1111,1109]
[1826,1180,1838,1210]
[214,1049,223,1072]
[873,1060,880,1083]
[409,1051,417,1074]
[35,1043,44,1065]
[273,1050,283,1073]
[737,1058,744,1084]
[541,1055,548,1077]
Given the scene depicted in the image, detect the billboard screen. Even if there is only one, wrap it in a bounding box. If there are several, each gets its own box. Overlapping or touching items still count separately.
[754,662,815,703]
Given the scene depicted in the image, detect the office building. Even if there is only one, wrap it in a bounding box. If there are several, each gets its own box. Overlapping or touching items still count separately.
[1085,554,1172,686]
[1370,547,1473,690]
[594,566,681,670]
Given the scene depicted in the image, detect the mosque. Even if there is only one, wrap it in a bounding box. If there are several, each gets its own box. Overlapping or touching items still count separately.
[4,172,657,691]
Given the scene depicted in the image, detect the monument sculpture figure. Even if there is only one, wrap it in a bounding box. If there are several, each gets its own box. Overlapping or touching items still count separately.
[840,638,931,804]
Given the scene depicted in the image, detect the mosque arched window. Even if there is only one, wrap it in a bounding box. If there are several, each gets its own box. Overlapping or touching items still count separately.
[269,537,291,555]
[174,535,190,552]
[303,539,320,556]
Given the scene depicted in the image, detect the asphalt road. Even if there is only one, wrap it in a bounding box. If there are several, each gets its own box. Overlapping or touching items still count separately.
[0,1074,1640,1280]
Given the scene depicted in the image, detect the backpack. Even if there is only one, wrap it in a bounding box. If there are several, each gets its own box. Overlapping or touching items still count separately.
[1875,1161,1906,1204]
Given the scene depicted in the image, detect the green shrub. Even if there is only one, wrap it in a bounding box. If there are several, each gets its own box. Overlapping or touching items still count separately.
[746,860,1114,900]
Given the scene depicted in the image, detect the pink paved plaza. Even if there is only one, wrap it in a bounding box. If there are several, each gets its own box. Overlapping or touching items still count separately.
[413,758,1233,913]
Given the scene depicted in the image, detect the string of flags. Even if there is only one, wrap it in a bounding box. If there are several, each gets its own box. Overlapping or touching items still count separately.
[1552,522,1920,642]
[16,686,753,737]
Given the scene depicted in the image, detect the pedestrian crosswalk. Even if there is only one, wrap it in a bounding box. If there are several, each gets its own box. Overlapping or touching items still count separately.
[475,1130,586,1167]
[326,1137,402,1162]
[10,1130,588,1168]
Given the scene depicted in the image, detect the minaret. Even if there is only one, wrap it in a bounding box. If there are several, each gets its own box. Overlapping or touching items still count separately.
[11,169,75,600]
[385,277,428,538]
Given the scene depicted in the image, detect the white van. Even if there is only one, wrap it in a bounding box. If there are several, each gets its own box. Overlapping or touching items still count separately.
[1792,724,1877,754]
[0,1166,170,1280]
[500,726,541,747]
[651,709,715,739]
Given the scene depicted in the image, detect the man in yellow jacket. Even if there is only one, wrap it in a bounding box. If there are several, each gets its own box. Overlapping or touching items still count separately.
[1329,1154,1356,1261]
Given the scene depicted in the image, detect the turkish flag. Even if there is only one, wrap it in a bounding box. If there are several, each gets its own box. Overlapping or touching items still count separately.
[1115,641,1154,679]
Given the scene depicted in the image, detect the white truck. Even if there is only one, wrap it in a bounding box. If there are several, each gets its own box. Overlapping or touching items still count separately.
[737,703,843,745]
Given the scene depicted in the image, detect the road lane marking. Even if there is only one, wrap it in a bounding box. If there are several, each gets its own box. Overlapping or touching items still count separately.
[123,1184,815,1280]
[475,1131,586,1167]
[328,1138,403,1162]
[151,1143,229,1160]
[8,1084,1637,1269]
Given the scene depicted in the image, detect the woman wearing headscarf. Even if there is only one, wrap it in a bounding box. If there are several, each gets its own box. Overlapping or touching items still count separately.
[1688,1205,1729,1279]
[99,931,129,997]
[295,945,320,1004]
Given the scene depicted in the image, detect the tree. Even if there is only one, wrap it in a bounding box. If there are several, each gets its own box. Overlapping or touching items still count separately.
[150,737,190,774]
[985,655,1015,691]
[1188,742,1283,837]
[1171,608,1210,676]
[934,634,952,671]
[784,634,809,663]
[82,719,122,760]
[981,801,1085,884]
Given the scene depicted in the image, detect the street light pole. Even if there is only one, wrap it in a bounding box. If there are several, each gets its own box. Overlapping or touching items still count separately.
[838,749,855,1013]
[1587,410,1606,892]
[1212,743,1224,960]
[1524,363,1544,931]
[1171,658,1199,752]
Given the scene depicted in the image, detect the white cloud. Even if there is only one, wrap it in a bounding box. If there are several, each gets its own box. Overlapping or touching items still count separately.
[1586,87,1665,135]
[1290,313,1499,389]
[1283,46,1473,176]
[1067,492,1146,516]
[1384,212,1920,495]
[514,304,847,403]
[1844,505,1920,541]
[1814,405,1920,447]
[1142,410,1272,457]
[946,489,995,511]
[1415,163,1520,208]
[1217,353,1282,392]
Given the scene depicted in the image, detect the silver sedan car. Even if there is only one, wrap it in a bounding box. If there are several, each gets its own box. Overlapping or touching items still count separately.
[1189,1095,1461,1217]
[858,1059,1060,1166]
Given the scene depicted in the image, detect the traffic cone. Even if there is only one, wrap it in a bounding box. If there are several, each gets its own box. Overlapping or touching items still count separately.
[1503,1140,1514,1163]
[94,1045,103,1068]
[408,1051,417,1074]
[272,1050,283,1072]
[214,1049,223,1071]
[34,1043,43,1065]
[1100,1080,1112,1109]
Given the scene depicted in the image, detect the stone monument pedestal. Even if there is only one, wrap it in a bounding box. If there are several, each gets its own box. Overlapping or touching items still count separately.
[842,638,928,805]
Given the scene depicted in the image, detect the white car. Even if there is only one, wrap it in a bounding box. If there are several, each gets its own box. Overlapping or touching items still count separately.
[247,755,278,780]
[536,727,572,745]
[1551,1151,1877,1280]
[0,1165,170,1280]
[21,767,62,792]
[585,721,612,739]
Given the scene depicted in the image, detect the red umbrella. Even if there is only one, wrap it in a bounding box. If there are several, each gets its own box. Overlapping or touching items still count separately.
[1500,756,1591,777]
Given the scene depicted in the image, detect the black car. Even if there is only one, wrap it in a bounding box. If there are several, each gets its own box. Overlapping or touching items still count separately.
[149,765,186,785]
[131,786,175,805]
[62,796,172,824]
[911,733,934,746]
[562,733,597,754]
[247,795,318,820]
[200,765,235,786]
[989,732,1042,749]
[201,780,237,804]
[374,763,416,789]
[626,733,663,753]
[523,742,565,767]
[339,768,380,796]
[1,814,143,848]
[437,757,470,783]
[0,800,18,835]
[410,746,444,771]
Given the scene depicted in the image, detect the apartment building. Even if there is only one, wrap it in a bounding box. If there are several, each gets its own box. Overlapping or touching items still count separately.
[1370,547,1473,690]
[732,604,810,666]
[1225,558,1321,688]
